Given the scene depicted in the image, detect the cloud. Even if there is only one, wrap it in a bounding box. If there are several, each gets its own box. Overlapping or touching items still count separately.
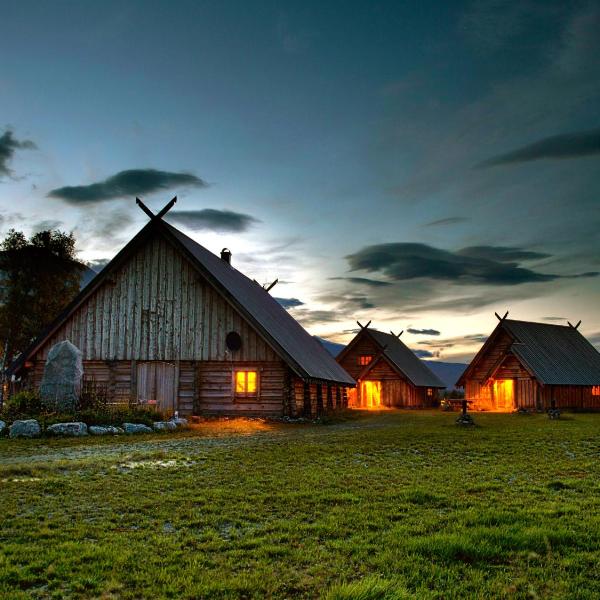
[31,220,63,233]
[424,217,468,227]
[457,246,551,262]
[166,209,260,233]
[289,309,342,327]
[542,316,567,322]
[413,349,436,358]
[477,128,600,168]
[48,169,207,203]
[275,297,304,309]
[87,258,111,272]
[329,276,393,287]
[407,328,441,336]
[346,242,597,286]
[0,129,36,179]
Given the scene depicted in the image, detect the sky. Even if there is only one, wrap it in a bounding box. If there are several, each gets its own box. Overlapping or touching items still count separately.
[1,0,599,363]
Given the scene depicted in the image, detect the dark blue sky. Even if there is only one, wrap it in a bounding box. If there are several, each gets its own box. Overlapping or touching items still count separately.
[1,0,599,360]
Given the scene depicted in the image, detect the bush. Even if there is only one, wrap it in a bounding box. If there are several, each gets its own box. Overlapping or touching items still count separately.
[1,390,43,421]
[1,388,162,428]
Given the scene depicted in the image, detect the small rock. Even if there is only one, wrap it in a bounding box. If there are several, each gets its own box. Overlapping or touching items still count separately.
[0,420,6,435]
[548,409,561,420]
[47,422,88,437]
[153,421,177,432]
[89,425,123,436]
[9,419,41,439]
[123,423,153,434]
[169,417,188,428]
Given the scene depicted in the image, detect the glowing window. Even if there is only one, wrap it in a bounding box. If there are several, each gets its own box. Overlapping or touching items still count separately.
[235,371,258,395]
[358,355,373,366]
[427,388,433,397]
[593,386,600,396]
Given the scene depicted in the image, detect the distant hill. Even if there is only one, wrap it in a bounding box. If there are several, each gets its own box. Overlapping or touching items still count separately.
[315,336,467,389]
[423,361,466,390]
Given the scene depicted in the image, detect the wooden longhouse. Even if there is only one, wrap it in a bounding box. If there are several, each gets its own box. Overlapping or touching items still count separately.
[336,324,445,408]
[10,199,355,417]
[456,316,600,411]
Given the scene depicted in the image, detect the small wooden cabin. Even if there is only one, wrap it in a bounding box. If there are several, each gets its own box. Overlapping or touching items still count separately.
[336,326,445,408]
[456,318,600,411]
[10,200,355,417]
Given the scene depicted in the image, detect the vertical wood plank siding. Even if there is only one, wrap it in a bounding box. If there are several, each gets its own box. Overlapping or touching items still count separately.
[37,236,280,363]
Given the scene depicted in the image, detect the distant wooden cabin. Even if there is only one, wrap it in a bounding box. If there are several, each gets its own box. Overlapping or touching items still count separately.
[456,319,600,411]
[336,327,445,408]
[10,201,355,417]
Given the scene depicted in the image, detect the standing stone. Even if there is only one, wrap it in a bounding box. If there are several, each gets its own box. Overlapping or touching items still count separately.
[9,419,41,438]
[40,340,84,412]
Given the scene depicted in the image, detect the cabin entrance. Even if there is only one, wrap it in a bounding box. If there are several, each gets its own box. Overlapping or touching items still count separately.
[137,362,177,413]
[361,380,382,409]
[493,379,515,411]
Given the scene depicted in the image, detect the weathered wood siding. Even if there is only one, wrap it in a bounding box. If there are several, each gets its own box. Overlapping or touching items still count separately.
[35,235,280,363]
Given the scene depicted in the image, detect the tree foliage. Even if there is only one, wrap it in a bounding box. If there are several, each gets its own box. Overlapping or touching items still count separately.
[0,229,85,367]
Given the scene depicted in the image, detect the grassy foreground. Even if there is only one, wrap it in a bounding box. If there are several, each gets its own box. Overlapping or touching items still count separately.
[1,411,599,599]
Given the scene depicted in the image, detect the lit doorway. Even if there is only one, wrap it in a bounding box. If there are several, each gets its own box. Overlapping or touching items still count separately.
[493,379,515,411]
[361,380,382,408]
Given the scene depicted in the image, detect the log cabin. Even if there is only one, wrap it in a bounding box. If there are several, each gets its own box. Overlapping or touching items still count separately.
[9,199,355,418]
[456,317,600,411]
[336,325,445,408]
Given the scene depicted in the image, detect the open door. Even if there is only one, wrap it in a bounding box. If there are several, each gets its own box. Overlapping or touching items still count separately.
[137,362,177,413]
[361,380,382,408]
[493,379,515,411]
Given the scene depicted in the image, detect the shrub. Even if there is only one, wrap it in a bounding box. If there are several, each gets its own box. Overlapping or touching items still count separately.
[1,390,43,421]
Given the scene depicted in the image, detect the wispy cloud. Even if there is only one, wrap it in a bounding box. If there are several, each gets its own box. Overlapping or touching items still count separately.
[328,276,392,287]
[407,328,441,336]
[0,129,36,179]
[424,217,468,227]
[275,297,304,309]
[477,128,600,168]
[48,169,207,203]
[166,209,260,233]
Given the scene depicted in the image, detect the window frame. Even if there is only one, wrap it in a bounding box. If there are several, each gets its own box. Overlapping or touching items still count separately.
[358,355,373,366]
[233,369,260,400]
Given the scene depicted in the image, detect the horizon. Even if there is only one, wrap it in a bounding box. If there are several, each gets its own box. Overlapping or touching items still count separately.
[1,0,599,363]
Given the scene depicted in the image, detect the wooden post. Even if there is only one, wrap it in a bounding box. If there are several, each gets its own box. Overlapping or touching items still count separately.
[336,386,341,410]
[316,383,324,416]
[303,381,311,417]
[462,399,468,416]
[326,384,333,412]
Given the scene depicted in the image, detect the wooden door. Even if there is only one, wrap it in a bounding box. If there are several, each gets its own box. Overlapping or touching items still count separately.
[137,362,177,413]
[493,379,515,411]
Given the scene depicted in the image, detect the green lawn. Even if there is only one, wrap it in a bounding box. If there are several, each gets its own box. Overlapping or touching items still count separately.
[1,411,599,599]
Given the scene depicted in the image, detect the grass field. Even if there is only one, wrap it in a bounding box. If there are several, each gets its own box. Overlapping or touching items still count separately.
[1,411,600,599]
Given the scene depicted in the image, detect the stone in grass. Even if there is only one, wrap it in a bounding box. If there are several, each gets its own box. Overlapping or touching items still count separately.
[123,423,153,434]
[0,420,6,435]
[169,417,188,428]
[47,422,88,437]
[153,421,177,432]
[455,413,475,426]
[89,425,123,436]
[9,419,41,439]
